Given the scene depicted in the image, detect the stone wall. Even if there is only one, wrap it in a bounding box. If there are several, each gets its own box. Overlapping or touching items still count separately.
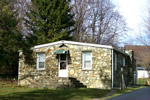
[113,50,136,88]
[125,50,136,85]
[67,44,112,89]
[19,43,112,89]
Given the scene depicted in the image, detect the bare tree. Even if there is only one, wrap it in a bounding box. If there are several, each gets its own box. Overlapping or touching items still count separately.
[72,0,91,42]
[13,0,127,47]
[138,0,150,74]
[13,0,31,35]
[144,13,150,46]
[137,0,150,46]
[72,0,127,47]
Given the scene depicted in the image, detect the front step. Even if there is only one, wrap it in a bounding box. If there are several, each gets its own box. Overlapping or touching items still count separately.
[69,77,87,88]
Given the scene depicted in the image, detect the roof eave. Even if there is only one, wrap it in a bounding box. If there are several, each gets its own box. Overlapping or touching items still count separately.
[33,40,128,56]
[33,40,113,49]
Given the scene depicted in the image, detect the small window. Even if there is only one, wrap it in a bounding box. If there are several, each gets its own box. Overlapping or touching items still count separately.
[115,53,117,71]
[123,57,125,67]
[37,53,45,70]
[82,52,92,70]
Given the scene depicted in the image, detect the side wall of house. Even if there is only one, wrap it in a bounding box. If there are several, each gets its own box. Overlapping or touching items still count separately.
[125,50,136,85]
[67,44,112,89]
[19,44,112,89]
[113,50,135,88]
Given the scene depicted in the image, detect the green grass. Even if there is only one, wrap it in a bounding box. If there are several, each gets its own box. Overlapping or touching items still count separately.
[0,79,110,100]
[0,86,144,100]
[0,79,145,100]
[0,87,110,100]
[101,86,144,100]
[137,78,150,85]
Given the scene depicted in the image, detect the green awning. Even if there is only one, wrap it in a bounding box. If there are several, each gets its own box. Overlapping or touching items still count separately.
[53,49,68,55]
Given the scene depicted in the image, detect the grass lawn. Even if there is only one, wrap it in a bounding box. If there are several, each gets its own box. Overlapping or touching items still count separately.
[0,79,111,100]
[0,79,145,100]
[0,86,110,100]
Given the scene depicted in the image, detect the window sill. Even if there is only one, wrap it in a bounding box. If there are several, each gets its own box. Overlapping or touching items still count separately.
[82,68,92,71]
[37,68,45,70]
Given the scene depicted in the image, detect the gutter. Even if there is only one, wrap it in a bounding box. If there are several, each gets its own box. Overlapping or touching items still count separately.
[18,53,20,86]
[33,40,113,49]
[111,49,114,88]
[33,40,129,57]
[18,50,21,86]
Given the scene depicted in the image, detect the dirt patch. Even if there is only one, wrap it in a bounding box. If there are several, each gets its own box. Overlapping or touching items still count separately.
[0,79,17,87]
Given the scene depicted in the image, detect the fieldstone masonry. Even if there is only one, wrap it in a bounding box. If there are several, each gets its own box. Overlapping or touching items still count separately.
[19,43,112,89]
[19,42,135,89]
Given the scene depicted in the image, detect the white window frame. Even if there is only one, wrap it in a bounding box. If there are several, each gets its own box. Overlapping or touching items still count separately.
[82,51,92,70]
[115,53,117,71]
[123,57,126,67]
[36,53,45,70]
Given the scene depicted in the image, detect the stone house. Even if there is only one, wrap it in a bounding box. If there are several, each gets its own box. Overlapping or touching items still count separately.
[18,40,136,89]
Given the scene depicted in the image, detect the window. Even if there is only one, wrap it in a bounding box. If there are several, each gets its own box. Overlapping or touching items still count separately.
[115,53,117,71]
[37,53,45,70]
[123,57,126,67]
[82,52,92,70]
[60,54,67,70]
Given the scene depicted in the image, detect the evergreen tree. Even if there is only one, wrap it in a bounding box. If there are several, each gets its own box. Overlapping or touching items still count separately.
[0,0,33,77]
[0,0,18,77]
[26,0,75,45]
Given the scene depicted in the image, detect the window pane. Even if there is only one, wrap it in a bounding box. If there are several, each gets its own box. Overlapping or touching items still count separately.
[60,54,66,60]
[39,54,45,62]
[84,61,91,68]
[60,62,66,69]
[37,53,45,70]
[39,62,44,68]
[123,57,125,66]
[82,52,92,69]
[85,53,91,60]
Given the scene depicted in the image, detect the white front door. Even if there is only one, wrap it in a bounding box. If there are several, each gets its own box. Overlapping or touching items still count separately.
[58,54,68,77]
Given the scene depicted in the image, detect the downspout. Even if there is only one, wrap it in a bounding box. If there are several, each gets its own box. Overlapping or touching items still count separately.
[111,49,114,88]
[18,50,21,86]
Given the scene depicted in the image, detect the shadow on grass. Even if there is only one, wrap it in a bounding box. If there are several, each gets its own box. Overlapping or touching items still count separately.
[0,88,110,100]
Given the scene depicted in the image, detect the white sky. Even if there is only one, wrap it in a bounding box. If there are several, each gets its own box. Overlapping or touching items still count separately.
[112,0,148,45]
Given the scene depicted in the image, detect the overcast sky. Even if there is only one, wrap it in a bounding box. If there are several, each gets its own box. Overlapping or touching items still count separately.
[112,0,148,45]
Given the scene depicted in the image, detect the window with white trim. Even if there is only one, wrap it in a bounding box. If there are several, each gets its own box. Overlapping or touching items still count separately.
[37,53,45,70]
[115,53,117,71]
[123,57,126,67]
[82,52,92,70]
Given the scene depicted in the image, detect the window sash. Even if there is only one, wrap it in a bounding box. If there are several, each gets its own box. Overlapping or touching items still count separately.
[37,53,45,70]
[39,54,45,62]
[39,62,44,68]
[84,61,91,68]
[82,52,92,69]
